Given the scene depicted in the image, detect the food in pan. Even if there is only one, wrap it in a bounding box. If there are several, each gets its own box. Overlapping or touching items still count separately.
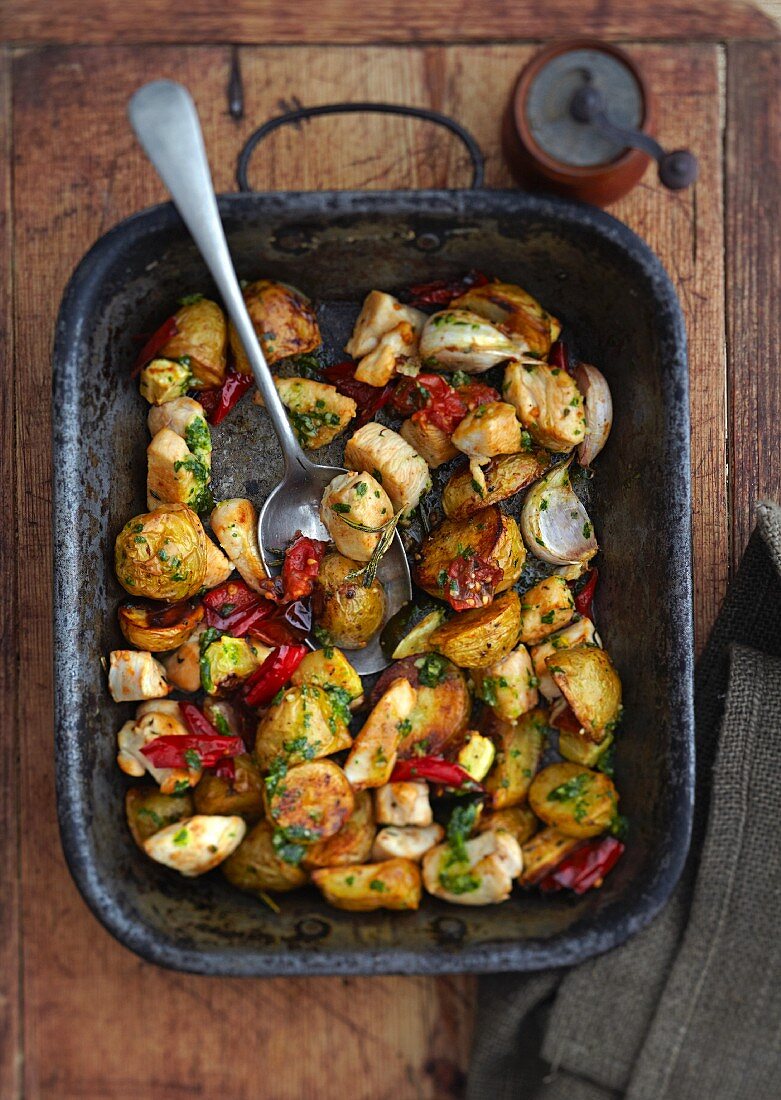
[108,273,625,912]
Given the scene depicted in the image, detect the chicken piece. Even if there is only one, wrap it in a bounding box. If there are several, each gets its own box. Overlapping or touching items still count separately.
[374,781,433,827]
[372,824,444,862]
[257,377,356,449]
[135,699,183,720]
[530,617,600,701]
[148,396,212,468]
[143,815,246,877]
[108,650,169,703]
[451,402,523,464]
[321,471,393,562]
[503,359,586,453]
[345,290,427,359]
[399,416,459,469]
[139,358,193,406]
[422,829,523,906]
[203,538,234,588]
[519,575,576,645]
[146,427,211,512]
[162,624,207,694]
[344,422,431,515]
[354,322,417,387]
[471,644,539,723]
[117,710,197,793]
[210,498,268,592]
[344,678,417,789]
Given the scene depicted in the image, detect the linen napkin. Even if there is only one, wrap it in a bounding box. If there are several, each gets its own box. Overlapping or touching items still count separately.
[468,501,781,1100]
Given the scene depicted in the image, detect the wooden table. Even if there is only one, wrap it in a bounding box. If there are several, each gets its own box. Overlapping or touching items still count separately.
[2,2,779,1096]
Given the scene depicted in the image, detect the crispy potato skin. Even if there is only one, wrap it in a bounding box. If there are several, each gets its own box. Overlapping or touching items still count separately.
[413,506,525,601]
[484,709,546,808]
[230,280,321,371]
[519,576,576,645]
[442,451,547,521]
[125,786,194,848]
[519,826,583,886]
[371,655,472,758]
[266,759,355,843]
[429,590,522,670]
[344,678,417,789]
[548,645,622,742]
[311,858,422,911]
[312,552,386,650]
[451,281,560,358]
[290,646,363,704]
[302,790,375,869]
[528,763,618,839]
[160,299,227,389]
[531,617,599,700]
[222,819,308,894]
[192,754,264,820]
[118,598,204,653]
[255,683,349,772]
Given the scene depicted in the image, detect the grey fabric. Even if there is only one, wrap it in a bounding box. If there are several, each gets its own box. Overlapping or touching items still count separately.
[468,501,781,1100]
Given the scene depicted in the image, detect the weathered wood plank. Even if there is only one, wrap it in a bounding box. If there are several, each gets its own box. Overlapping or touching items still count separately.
[726,41,781,571]
[12,40,724,1099]
[0,44,22,1100]
[1,0,777,46]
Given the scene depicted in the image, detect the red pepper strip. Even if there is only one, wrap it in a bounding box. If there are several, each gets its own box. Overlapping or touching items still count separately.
[141,733,245,770]
[131,316,179,378]
[214,757,237,780]
[538,836,625,895]
[281,535,328,602]
[321,362,395,427]
[203,579,261,618]
[391,755,483,790]
[242,644,308,708]
[445,554,503,612]
[572,567,599,619]
[403,269,490,309]
[549,339,570,374]
[199,370,255,425]
[551,703,583,737]
[248,598,312,646]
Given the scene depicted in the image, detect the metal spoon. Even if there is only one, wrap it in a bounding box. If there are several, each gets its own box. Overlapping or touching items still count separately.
[128,79,411,673]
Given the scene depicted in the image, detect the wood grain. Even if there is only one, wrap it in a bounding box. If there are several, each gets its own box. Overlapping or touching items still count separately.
[0,44,21,1100]
[1,0,777,45]
[11,39,726,1100]
[726,42,781,571]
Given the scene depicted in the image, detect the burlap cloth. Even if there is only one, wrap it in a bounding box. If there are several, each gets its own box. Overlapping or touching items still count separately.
[468,502,781,1100]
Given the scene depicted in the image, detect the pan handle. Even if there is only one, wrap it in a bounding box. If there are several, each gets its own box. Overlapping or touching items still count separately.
[236,102,485,191]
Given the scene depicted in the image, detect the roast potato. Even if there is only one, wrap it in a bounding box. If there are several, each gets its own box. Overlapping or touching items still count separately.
[503,359,586,453]
[321,472,394,561]
[519,576,576,645]
[344,678,417,789]
[210,498,269,593]
[451,281,561,358]
[519,826,583,886]
[290,646,363,706]
[115,504,208,601]
[477,805,539,847]
[143,814,246,877]
[230,279,321,371]
[484,709,546,809]
[192,754,264,820]
[118,598,204,653]
[413,506,525,603]
[428,590,522,670]
[311,858,422,911]
[301,790,376,870]
[200,634,266,695]
[265,759,355,844]
[456,731,496,781]
[159,298,227,389]
[472,644,538,723]
[344,421,431,516]
[528,763,618,839]
[372,654,471,758]
[442,451,547,520]
[557,726,614,768]
[312,551,386,650]
[125,786,194,848]
[222,819,308,894]
[531,616,600,700]
[547,645,622,742]
[255,683,350,772]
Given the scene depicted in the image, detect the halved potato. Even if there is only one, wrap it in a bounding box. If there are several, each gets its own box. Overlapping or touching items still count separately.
[311,858,422,911]
[312,551,387,650]
[451,281,560,358]
[531,617,600,700]
[290,646,363,706]
[477,805,539,847]
[255,683,350,772]
[230,280,321,371]
[118,598,204,653]
[428,590,522,670]
[265,759,355,844]
[484,709,546,809]
[528,762,618,839]
[301,790,375,870]
[413,506,525,602]
[442,451,547,521]
[547,645,622,742]
[222,819,308,894]
[192,754,264,820]
[125,786,194,849]
[519,576,576,645]
[344,678,417,789]
[519,826,583,886]
[557,726,614,768]
[472,644,538,723]
[372,655,471,758]
[159,298,227,390]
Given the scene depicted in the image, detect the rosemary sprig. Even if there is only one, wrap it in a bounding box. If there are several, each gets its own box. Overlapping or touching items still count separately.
[346,510,405,588]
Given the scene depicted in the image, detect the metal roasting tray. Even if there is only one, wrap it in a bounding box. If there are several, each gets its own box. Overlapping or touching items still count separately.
[53,189,694,976]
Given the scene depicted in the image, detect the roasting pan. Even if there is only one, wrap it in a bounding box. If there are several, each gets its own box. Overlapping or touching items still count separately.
[53,183,694,976]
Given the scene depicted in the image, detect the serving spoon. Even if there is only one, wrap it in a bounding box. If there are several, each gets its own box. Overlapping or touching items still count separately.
[128,80,411,673]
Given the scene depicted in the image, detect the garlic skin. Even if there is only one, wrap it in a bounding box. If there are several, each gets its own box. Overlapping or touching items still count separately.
[574,362,613,467]
[520,461,598,566]
[419,310,519,373]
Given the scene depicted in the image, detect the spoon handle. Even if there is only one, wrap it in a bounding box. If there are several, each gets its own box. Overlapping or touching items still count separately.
[128,79,309,471]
